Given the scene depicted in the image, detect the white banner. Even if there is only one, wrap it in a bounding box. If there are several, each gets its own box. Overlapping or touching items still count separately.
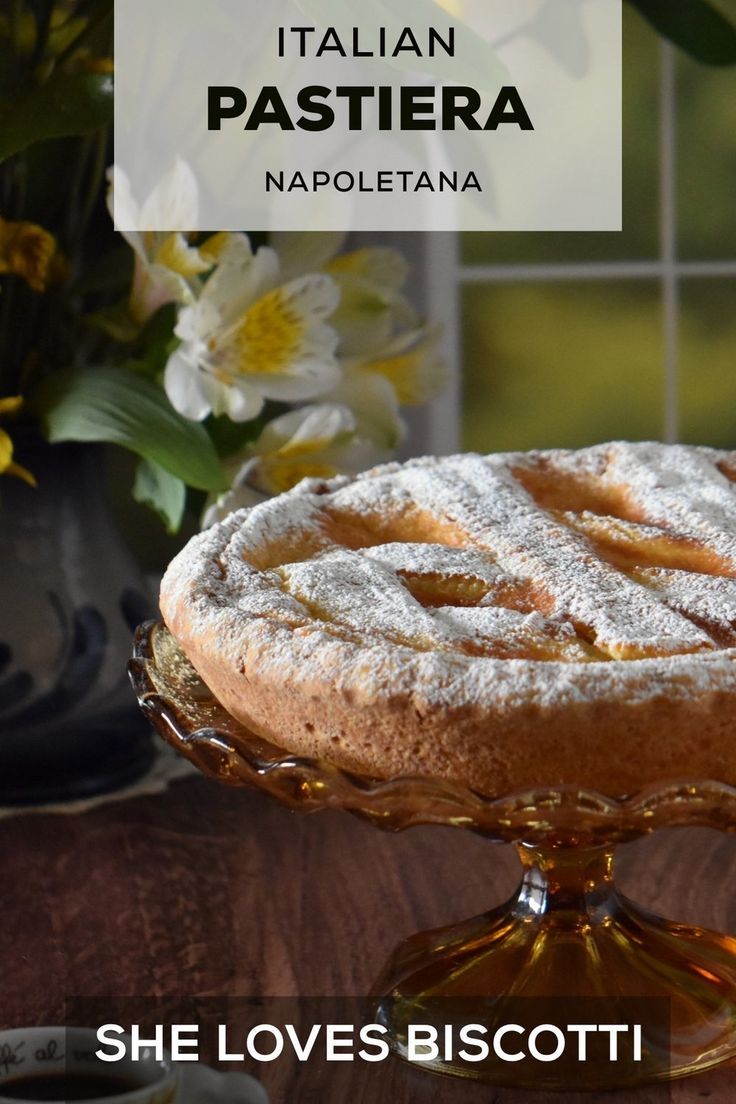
[115,0,622,232]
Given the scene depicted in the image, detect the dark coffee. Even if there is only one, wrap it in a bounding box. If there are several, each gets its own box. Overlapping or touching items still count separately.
[0,1073,141,1100]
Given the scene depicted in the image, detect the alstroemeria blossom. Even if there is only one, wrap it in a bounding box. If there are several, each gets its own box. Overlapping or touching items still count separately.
[107,160,211,324]
[164,235,341,423]
[273,232,416,358]
[350,325,447,406]
[203,403,386,525]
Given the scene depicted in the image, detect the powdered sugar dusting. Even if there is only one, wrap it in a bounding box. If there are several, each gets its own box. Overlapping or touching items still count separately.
[160,442,736,713]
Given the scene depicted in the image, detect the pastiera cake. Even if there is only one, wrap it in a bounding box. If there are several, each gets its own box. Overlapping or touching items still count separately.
[160,442,736,797]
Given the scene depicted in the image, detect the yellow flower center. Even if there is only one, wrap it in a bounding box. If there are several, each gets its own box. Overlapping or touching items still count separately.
[218,288,304,377]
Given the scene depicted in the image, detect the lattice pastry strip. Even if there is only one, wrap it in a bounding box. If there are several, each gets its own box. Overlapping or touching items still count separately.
[632,567,736,646]
[563,442,736,563]
[558,512,728,576]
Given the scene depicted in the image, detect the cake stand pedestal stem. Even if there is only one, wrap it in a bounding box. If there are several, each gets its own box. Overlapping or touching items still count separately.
[373,839,736,1089]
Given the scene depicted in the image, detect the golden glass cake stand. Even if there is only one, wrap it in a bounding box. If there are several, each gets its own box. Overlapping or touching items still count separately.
[130,621,736,1091]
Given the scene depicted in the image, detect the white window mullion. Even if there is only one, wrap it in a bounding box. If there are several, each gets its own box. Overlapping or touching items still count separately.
[423,232,462,455]
[660,41,680,444]
[356,230,462,458]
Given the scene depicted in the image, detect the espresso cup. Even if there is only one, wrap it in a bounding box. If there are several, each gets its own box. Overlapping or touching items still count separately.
[0,1027,177,1103]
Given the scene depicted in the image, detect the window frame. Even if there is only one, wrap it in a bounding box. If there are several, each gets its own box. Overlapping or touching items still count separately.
[390,41,736,456]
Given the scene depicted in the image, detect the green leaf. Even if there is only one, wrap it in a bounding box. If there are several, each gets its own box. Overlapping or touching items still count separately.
[34,366,229,492]
[0,71,113,162]
[206,404,277,458]
[75,245,134,297]
[626,0,736,65]
[0,41,22,96]
[133,457,187,533]
[137,304,180,375]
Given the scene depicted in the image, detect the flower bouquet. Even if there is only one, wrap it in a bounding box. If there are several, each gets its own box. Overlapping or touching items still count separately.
[0,0,444,801]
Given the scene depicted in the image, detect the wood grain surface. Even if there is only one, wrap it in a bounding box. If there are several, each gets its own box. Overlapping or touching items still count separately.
[2,775,736,1103]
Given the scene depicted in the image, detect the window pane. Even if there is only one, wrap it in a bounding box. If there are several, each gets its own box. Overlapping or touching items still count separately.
[462,282,664,452]
[461,7,659,265]
[677,1,736,260]
[679,279,736,447]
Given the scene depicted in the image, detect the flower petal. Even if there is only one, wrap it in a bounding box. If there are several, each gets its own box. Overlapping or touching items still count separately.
[271,231,347,280]
[0,396,23,416]
[246,354,341,402]
[217,378,264,423]
[327,247,409,293]
[175,300,219,344]
[106,165,145,257]
[0,426,13,472]
[130,259,193,325]
[257,404,356,458]
[328,369,405,450]
[0,427,36,485]
[364,326,447,406]
[5,460,37,486]
[327,250,417,358]
[203,237,279,326]
[329,275,400,358]
[164,349,212,421]
[139,158,200,231]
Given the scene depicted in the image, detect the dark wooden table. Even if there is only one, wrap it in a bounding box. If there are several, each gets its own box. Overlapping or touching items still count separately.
[3,775,736,1103]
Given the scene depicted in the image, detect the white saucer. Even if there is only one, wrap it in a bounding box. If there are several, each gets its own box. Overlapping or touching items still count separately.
[179,1063,269,1103]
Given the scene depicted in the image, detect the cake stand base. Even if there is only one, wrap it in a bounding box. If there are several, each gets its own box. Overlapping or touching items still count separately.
[130,624,736,1092]
[373,842,736,1090]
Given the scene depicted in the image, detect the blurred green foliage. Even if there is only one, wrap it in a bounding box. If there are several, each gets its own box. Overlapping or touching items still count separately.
[628,0,736,65]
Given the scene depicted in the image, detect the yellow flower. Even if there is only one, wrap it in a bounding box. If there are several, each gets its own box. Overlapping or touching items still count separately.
[0,218,62,293]
[0,397,35,486]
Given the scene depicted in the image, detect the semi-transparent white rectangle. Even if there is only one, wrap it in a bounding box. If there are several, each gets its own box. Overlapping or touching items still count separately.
[115,0,622,233]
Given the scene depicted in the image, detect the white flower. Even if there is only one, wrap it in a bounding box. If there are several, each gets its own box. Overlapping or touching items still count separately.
[346,325,447,407]
[272,232,416,356]
[107,160,212,324]
[270,238,448,403]
[325,369,405,452]
[202,403,387,526]
[164,235,341,423]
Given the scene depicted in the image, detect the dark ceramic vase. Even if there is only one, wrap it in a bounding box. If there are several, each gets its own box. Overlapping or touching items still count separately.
[0,434,155,804]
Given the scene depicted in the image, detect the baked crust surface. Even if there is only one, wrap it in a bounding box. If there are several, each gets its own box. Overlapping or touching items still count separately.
[160,443,736,797]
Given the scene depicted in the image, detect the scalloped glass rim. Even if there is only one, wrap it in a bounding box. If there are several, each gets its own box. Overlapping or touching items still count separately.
[129,621,736,844]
